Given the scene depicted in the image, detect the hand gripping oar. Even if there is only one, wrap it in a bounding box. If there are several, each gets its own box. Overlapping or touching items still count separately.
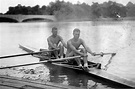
[0,50,53,59]
[0,56,81,69]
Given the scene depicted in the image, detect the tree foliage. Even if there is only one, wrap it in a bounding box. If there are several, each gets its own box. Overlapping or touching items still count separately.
[4,0,135,20]
[126,2,135,16]
[91,2,101,18]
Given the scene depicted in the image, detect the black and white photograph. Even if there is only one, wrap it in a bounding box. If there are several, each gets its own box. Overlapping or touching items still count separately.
[0,0,135,88]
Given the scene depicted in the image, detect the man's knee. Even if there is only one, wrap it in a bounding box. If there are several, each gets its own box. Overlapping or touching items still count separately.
[58,43,63,48]
[80,48,87,53]
[66,51,74,57]
[58,44,64,52]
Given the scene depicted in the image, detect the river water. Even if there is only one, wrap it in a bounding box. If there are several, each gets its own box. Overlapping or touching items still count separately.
[0,21,135,88]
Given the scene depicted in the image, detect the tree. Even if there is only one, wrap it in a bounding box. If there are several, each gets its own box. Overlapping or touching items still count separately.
[32,5,40,14]
[91,2,101,18]
[6,7,15,14]
[4,0,135,19]
[40,5,47,15]
[48,0,64,15]
[126,2,135,17]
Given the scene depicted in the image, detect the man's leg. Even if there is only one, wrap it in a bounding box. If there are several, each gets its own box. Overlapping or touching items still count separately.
[58,44,64,58]
[66,51,82,67]
[73,52,82,67]
[53,50,59,58]
[80,48,88,67]
[49,48,59,59]
[75,57,82,67]
[66,51,74,63]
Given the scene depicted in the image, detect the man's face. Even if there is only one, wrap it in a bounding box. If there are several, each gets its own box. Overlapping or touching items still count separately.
[52,29,58,36]
[73,31,80,39]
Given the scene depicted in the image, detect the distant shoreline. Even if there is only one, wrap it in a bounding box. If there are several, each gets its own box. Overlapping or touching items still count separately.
[57,17,135,22]
[0,14,135,23]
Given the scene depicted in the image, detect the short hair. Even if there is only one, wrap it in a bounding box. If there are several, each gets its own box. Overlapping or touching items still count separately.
[73,28,80,33]
[52,27,57,31]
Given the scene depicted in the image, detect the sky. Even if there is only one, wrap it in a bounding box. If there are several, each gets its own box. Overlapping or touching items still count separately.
[0,0,135,13]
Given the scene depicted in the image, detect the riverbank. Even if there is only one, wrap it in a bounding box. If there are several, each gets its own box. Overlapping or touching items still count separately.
[0,67,84,89]
[0,14,135,23]
[56,17,135,22]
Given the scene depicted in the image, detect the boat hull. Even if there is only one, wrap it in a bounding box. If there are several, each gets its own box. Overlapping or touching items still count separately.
[19,44,135,88]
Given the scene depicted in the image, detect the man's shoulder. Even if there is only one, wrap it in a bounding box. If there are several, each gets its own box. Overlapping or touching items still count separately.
[57,35,63,40]
[57,35,62,38]
[47,35,52,40]
[67,39,72,43]
[68,38,72,41]
[79,38,84,42]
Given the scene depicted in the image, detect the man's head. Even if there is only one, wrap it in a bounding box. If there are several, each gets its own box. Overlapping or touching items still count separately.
[52,27,58,36]
[73,28,80,39]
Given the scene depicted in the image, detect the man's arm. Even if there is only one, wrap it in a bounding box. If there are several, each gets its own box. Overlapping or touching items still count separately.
[61,40,67,48]
[47,37,57,49]
[59,36,67,48]
[81,39,95,56]
[68,41,84,56]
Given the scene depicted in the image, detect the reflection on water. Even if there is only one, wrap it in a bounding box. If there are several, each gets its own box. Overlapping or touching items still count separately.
[44,62,127,88]
[0,21,135,88]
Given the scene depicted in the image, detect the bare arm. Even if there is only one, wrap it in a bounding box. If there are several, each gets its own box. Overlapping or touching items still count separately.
[47,37,57,49]
[81,39,95,56]
[61,40,67,48]
[67,41,84,56]
[59,36,67,48]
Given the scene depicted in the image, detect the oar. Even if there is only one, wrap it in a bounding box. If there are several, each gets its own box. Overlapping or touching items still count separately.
[0,50,53,59]
[0,56,81,69]
[94,52,116,70]
[95,52,116,57]
[50,56,81,62]
[104,53,116,70]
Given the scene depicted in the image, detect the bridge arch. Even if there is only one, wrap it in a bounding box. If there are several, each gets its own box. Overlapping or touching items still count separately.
[22,18,53,22]
[0,17,18,22]
[0,15,56,22]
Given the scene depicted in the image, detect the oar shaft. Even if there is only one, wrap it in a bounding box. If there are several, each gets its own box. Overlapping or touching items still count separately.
[0,56,81,69]
[103,53,116,55]
[0,60,47,69]
[0,53,33,59]
[0,50,53,59]
[95,53,116,56]
[50,56,81,62]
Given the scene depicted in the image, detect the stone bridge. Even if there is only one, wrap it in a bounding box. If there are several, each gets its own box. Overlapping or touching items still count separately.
[0,15,56,22]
